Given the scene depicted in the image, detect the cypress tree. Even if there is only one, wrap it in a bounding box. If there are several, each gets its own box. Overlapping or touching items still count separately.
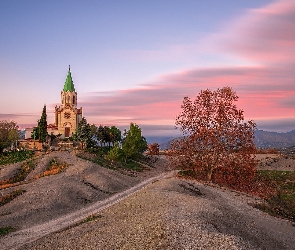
[38,105,48,143]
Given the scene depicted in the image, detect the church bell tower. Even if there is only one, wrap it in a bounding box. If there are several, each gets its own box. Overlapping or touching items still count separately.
[54,66,82,138]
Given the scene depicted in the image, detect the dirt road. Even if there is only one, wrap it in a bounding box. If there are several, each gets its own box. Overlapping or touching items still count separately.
[1,152,295,249]
[17,177,295,250]
[1,171,174,250]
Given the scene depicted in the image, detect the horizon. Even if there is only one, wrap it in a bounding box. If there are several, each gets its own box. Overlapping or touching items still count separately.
[1,0,295,136]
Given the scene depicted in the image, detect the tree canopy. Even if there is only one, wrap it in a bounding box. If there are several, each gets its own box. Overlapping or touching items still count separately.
[38,105,48,143]
[0,120,19,153]
[32,105,48,143]
[168,87,257,189]
[147,143,160,155]
[95,125,121,147]
[122,123,147,161]
[73,117,92,148]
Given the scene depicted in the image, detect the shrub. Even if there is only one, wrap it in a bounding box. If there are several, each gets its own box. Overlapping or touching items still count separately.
[36,158,68,178]
[108,143,124,161]
[0,189,26,206]
[0,226,14,236]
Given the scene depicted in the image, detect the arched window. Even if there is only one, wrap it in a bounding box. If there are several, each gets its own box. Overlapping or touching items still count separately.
[73,96,75,105]
[67,95,70,103]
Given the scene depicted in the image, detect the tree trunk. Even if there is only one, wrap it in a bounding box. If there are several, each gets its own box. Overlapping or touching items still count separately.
[207,166,213,182]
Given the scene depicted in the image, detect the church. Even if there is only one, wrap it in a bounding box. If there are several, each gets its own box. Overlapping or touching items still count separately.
[54,66,83,138]
[24,66,82,140]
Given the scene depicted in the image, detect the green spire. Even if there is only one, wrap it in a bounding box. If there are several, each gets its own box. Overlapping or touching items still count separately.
[63,65,75,92]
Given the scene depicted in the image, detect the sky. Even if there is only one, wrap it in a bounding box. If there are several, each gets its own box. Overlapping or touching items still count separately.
[1,0,295,137]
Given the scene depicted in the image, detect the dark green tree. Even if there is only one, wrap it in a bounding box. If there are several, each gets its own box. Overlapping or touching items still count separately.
[122,123,147,161]
[37,105,48,143]
[90,124,97,138]
[96,125,105,147]
[109,126,121,146]
[73,117,92,148]
[102,126,111,146]
[95,125,121,147]
[31,126,39,140]
[89,124,98,146]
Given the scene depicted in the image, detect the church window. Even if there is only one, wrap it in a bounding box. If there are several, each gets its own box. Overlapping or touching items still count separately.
[73,96,75,105]
[64,112,71,119]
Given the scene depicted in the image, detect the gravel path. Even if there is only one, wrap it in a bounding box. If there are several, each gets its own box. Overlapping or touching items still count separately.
[18,178,295,250]
[1,172,174,250]
[1,152,295,249]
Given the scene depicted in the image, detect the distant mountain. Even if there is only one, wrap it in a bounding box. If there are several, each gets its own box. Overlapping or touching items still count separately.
[150,130,295,150]
[254,130,295,149]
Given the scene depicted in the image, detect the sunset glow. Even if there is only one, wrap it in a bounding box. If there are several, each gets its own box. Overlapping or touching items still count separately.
[1,0,294,136]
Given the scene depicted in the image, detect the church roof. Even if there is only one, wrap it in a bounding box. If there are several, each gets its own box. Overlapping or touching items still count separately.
[63,66,75,92]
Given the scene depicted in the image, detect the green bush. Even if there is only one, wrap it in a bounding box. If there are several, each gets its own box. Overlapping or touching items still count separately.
[78,148,144,172]
[0,226,14,236]
[255,170,295,222]
[0,150,34,166]
[108,143,124,161]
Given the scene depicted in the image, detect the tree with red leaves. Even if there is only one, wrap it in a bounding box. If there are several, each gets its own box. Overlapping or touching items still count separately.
[147,143,160,155]
[169,87,257,189]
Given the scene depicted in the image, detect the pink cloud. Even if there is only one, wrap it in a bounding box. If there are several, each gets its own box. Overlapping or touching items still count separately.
[81,64,295,133]
[218,0,295,65]
[7,0,295,135]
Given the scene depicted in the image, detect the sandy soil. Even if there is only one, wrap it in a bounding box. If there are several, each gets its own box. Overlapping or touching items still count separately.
[256,153,295,171]
[14,178,295,250]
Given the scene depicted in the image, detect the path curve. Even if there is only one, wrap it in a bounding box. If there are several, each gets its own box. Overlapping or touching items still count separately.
[2,171,175,250]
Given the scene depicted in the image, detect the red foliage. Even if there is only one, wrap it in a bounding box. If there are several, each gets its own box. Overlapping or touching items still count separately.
[146,143,159,155]
[168,87,257,190]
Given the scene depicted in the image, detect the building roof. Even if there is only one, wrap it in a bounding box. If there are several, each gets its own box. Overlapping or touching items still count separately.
[63,65,75,92]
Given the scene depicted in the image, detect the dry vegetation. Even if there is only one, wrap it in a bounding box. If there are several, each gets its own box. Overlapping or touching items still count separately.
[0,159,35,189]
[254,168,295,222]
[0,189,26,206]
[35,158,68,178]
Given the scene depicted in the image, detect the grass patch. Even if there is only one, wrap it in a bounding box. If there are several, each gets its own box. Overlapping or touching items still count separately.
[0,189,26,206]
[82,214,102,223]
[77,149,144,173]
[0,160,35,189]
[0,150,34,166]
[254,170,295,222]
[121,159,143,172]
[0,226,15,236]
[36,158,69,178]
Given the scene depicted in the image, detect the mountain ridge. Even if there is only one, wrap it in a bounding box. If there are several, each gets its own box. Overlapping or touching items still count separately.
[146,129,295,149]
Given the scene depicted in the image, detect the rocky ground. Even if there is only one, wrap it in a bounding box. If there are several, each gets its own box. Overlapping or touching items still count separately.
[256,153,295,171]
[0,152,295,249]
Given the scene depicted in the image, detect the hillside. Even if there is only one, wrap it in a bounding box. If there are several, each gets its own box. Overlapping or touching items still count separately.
[0,152,169,234]
[1,151,295,249]
[156,130,295,150]
[254,130,295,148]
